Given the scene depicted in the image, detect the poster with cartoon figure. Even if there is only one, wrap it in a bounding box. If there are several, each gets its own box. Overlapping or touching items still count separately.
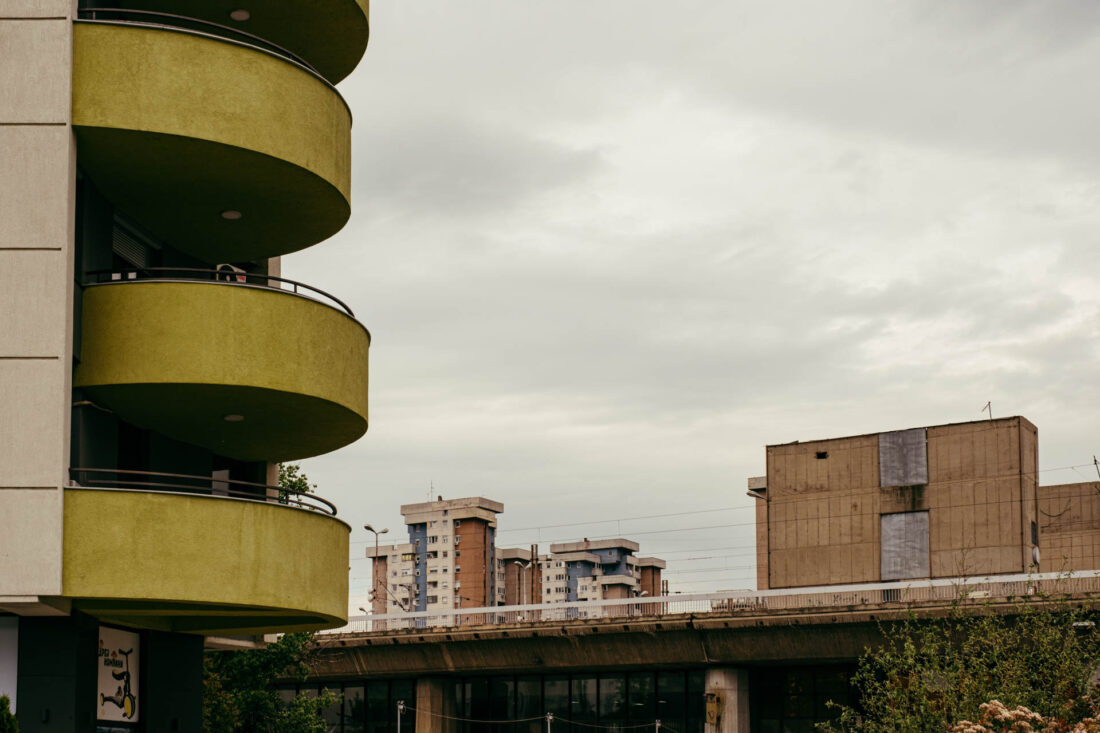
[97,627,139,723]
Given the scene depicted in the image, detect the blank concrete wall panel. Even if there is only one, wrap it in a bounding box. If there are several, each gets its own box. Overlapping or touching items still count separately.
[0,251,69,355]
[879,429,928,487]
[0,126,75,247]
[0,360,67,487]
[0,20,71,122]
[0,1,74,17]
[0,491,62,595]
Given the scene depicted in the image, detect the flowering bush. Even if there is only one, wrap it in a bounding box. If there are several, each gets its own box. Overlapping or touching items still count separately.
[950,699,1100,733]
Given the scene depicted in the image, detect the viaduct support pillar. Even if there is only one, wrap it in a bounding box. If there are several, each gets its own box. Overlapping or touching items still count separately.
[704,668,749,733]
[415,676,457,733]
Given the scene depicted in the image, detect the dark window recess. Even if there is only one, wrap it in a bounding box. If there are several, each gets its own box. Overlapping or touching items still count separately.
[1032,521,1039,546]
[111,215,161,269]
[815,451,828,460]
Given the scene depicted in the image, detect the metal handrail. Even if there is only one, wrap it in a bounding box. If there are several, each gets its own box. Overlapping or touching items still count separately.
[321,570,1100,635]
[69,467,338,516]
[76,7,319,75]
[84,267,355,318]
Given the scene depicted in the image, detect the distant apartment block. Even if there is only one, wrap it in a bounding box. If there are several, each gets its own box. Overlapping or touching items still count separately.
[542,539,665,601]
[750,416,1041,589]
[367,501,666,611]
[365,497,503,613]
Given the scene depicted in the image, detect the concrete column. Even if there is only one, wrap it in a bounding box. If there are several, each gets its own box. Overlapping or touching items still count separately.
[414,677,457,733]
[704,668,749,733]
[0,0,77,611]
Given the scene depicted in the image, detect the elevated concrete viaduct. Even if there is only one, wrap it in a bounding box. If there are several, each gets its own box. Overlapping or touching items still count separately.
[300,573,1100,733]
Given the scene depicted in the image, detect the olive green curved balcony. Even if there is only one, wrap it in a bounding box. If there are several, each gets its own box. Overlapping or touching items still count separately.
[63,484,350,635]
[72,21,352,263]
[81,0,370,84]
[74,275,370,462]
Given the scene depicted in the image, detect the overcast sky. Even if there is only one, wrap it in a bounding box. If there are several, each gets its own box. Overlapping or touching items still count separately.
[283,1,1100,612]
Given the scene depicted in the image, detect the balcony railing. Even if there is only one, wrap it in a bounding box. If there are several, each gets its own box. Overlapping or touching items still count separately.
[77,7,320,77]
[321,570,1100,635]
[84,267,356,318]
[69,467,338,516]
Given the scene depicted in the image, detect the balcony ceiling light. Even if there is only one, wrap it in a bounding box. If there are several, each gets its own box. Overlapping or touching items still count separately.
[224,414,245,422]
[229,9,251,21]
[221,210,242,220]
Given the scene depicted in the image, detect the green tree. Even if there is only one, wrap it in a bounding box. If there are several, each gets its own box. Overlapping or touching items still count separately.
[204,460,337,731]
[821,594,1100,733]
[278,463,317,505]
[203,632,339,733]
[0,695,19,733]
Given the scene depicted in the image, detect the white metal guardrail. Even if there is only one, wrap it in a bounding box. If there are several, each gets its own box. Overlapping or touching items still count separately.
[321,570,1100,635]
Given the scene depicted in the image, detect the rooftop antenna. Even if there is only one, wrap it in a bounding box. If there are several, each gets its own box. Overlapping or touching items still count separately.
[981,401,992,421]
[428,480,433,503]
[1093,456,1100,481]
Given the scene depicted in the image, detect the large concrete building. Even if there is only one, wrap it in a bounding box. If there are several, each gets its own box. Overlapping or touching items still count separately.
[751,416,1045,589]
[1,2,371,729]
[543,539,665,602]
[367,500,666,612]
[366,498,505,613]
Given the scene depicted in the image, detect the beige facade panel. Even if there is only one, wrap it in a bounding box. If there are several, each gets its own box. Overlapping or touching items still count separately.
[0,360,69,488]
[0,250,70,355]
[0,20,71,123]
[0,113,75,251]
[0,1,74,17]
[0,490,63,596]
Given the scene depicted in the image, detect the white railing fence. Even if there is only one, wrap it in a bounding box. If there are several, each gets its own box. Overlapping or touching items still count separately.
[321,570,1100,635]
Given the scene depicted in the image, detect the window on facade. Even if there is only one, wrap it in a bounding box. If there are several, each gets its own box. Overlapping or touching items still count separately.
[443,537,449,544]
[454,520,461,528]
[429,521,436,527]
[428,536,438,544]
[443,551,448,558]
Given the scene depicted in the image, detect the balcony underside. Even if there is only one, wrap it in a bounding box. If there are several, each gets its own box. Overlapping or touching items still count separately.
[74,281,370,463]
[64,489,350,635]
[99,0,370,83]
[73,22,352,263]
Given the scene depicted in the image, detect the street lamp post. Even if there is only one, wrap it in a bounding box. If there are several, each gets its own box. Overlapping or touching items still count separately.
[512,560,532,606]
[364,523,389,613]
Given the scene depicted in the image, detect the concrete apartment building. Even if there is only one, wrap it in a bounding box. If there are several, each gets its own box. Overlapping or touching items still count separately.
[2,2,370,729]
[499,547,542,606]
[751,416,1041,589]
[544,539,666,601]
[367,500,667,612]
[366,498,504,613]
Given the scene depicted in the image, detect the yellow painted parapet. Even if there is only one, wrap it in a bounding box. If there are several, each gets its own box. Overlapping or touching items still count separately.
[74,281,370,462]
[73,22,352,263]
[94,0,370,83]
[64,489,350,635]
